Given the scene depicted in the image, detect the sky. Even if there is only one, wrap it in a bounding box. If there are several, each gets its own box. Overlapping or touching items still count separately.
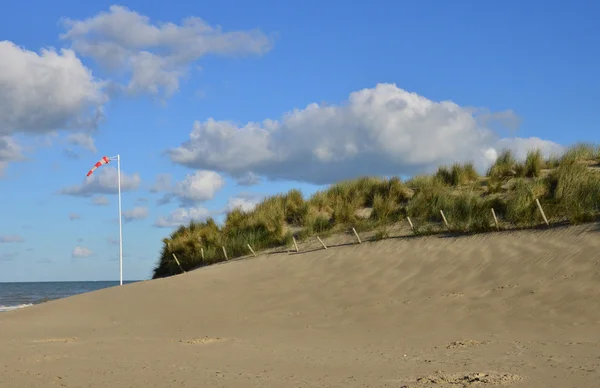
[0,0,599,282]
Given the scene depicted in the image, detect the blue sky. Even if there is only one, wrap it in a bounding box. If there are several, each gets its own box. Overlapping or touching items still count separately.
[1,0,598,282]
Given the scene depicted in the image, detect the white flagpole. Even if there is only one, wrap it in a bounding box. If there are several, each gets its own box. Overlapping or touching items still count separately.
[116,154,123,286]
[87,154,124,286]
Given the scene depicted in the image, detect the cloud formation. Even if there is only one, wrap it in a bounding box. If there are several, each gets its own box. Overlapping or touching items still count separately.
[222,192,264,213]
[152,170,225,205]
[168,83,564,185]
[154,206,211,228]
[0,41,106,136]
[0,40,105,172]
[72,246,93,258]
[69,213,81,221]
[59,5,274,98]
[59,166,141,197]
[123,206,149,222]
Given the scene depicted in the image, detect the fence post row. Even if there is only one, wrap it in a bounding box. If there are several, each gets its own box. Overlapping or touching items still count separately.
[182,200,559,269]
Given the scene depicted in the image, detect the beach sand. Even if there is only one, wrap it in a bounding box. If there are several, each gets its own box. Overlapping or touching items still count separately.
[1,223,600,387]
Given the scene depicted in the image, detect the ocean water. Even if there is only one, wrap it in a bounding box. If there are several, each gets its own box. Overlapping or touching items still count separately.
[0,281,139,312]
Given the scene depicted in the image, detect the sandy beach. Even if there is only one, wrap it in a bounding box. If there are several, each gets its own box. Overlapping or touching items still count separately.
[1,223,600,387]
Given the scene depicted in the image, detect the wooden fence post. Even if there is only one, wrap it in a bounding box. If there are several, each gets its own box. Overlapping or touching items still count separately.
[440,210,450,230]
[247,243,257,257]
[352,227,362,244]
[491,208,500,231]
[316,236,328,249]
[535,199,549,226]
[222,246,229,260]
[172,253,186,273]
[407,217,415,234]
[292,236,299,253]
[198,237,205,261]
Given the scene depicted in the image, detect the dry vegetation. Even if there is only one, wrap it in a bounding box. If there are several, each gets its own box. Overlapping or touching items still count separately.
[152,143,600,279]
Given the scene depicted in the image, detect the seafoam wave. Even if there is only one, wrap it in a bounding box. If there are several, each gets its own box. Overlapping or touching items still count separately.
[0,303,33,312]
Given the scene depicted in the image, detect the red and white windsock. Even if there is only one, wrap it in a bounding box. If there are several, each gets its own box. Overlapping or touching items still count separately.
[87,156,111,177]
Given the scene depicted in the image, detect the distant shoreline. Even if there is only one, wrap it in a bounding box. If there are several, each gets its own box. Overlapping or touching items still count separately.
[0,281,141,313]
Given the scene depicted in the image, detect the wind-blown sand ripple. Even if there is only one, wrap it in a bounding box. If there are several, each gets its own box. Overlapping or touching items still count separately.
[1,223,600,387]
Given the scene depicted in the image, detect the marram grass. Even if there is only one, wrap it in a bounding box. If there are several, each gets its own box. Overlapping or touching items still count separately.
[152,144,600,279]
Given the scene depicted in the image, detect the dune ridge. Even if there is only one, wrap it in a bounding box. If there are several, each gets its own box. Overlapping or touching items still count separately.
[1,223,600,387]
[153,144,600,279]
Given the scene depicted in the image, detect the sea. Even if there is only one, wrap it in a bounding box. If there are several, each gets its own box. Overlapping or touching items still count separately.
[0,281,139,312]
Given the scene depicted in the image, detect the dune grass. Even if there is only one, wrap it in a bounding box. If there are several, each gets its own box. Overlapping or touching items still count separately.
[152,144,600,279]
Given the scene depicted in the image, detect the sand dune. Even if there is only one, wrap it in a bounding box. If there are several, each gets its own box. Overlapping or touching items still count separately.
[1,224,600,387]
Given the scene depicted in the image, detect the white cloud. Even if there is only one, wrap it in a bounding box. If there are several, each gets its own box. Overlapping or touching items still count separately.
[123,206,148,222]
[72,246,93,258]
[168,83,565,185]
[223,192,263,213]
[173,170,225,203]
[59,5,274,98]
[0,235,24,243]
[69,213,81,221]
[155,170,225,205]
[0,136,24,176]
[154,206,211,228]
[59,166,141,197]
[0,40,106,136]
[91,195,110,205]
